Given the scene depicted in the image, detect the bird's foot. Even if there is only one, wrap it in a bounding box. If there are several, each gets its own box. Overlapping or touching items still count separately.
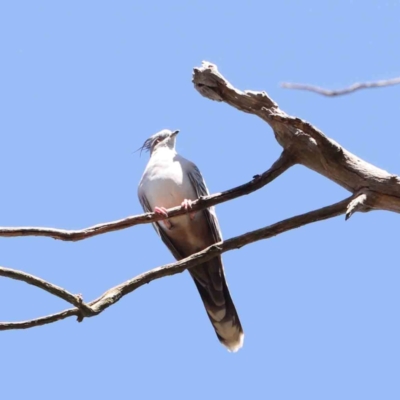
[181,199,196,220]
[154,206,172,229]
[154,206,168,217]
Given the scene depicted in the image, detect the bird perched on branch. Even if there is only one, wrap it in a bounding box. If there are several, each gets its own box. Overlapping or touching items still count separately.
[137,129,244,352]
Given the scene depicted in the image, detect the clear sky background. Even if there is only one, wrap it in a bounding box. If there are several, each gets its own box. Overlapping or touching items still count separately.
[0,1,399,399]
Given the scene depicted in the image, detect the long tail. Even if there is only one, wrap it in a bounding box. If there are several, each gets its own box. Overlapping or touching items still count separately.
[189,257,244,352]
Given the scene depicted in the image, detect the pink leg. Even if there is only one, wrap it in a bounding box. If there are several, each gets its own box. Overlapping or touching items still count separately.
[181,199,196,220]
[154,206,172,229]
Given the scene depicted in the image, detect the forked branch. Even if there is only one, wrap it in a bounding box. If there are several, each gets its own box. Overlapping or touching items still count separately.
[192,61,400,214]
[2,61,398,333]
[0,267,93,317]
[0,195,354,331]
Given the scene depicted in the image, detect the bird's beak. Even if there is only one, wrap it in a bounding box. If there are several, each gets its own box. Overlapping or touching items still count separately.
[171,130,179,137]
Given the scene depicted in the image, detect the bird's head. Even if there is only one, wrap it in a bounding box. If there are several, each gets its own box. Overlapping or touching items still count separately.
[138,129,179,156]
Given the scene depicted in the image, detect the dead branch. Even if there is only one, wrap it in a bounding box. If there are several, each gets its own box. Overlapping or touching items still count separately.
[0,267,93,317]
[281,77,400,96]
[2,61,399,335]
[0,151,294,242]
[0,195,353,331]
[192,61,400,214]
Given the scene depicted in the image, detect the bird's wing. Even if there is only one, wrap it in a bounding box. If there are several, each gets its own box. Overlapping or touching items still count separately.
[187,161,244,352]
[187,161,223,243]
[138,188,183,260]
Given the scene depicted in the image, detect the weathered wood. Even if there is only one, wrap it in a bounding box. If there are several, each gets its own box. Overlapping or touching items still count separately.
[193,61,400,214]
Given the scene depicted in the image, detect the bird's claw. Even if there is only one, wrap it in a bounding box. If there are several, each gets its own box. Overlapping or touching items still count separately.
[154,206,169,217]
[154,206,172,229]
[181,199,196,220]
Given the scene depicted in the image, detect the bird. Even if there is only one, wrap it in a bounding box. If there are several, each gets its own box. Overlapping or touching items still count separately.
[137,129,244,352]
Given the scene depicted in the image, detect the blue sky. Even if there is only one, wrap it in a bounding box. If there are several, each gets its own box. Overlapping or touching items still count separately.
[0,1,399,399]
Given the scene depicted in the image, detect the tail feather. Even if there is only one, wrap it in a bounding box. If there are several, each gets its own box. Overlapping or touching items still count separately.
[189,257,244,352]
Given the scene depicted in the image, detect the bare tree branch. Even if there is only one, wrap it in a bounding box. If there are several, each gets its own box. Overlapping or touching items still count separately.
[2,61,398,336]
[281,77,400,97]
[0,151,294,242]
[0,309,79,331]
[0,267,94,317]
[192,61,400,214]
[0,195,354,331]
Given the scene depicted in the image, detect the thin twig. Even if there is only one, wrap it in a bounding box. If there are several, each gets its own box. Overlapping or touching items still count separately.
[0,151,295,242]
[281,77,400,97]
[0,309,79,330]
[0,194,354,331]
[0,267,93,316]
